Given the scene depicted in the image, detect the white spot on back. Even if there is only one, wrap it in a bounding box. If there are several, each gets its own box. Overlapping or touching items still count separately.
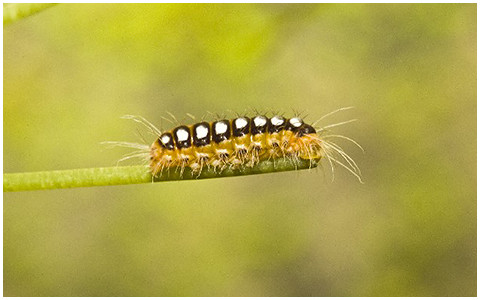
[195,124,209,139]
[271,116,284,126]
[235,118,248,129]
[215,122,228,134]
[161,135,171,145]
[289,117,303,127]
[253,116,267,127]
[176,128,189,141]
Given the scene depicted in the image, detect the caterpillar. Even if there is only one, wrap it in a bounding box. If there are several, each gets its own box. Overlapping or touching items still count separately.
[105,108,363,182]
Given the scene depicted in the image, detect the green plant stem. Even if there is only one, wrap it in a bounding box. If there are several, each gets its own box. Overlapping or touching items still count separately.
[3,3,57,26]
[4,158,318,192]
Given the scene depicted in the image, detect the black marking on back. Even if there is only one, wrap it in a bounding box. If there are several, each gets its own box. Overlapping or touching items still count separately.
[212,120,231,144]
[251,115,269,135]
[285,118,304,133]
[158,133,175,150]
[192,122,211,147]
[173,125,192,149]
[268,116,286,133]
[232,117,250,137]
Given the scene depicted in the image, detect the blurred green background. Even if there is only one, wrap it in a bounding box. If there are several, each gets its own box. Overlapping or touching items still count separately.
[4,3,476,296]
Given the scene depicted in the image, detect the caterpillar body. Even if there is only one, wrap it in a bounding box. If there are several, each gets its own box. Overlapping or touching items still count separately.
[107,109,363,182]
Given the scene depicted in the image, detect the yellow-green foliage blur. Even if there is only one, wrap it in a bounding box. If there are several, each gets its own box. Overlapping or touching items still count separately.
[4,3,476,296]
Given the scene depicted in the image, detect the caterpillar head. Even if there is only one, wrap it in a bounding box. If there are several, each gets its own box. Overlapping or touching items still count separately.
[296,124,323,160]
[150,132,174,165]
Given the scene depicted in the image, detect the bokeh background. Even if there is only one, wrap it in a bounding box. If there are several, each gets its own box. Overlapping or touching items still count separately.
[4,3,476,296]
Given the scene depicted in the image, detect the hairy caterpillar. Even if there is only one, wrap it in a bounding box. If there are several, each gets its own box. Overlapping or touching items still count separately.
[105,108,363,182]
